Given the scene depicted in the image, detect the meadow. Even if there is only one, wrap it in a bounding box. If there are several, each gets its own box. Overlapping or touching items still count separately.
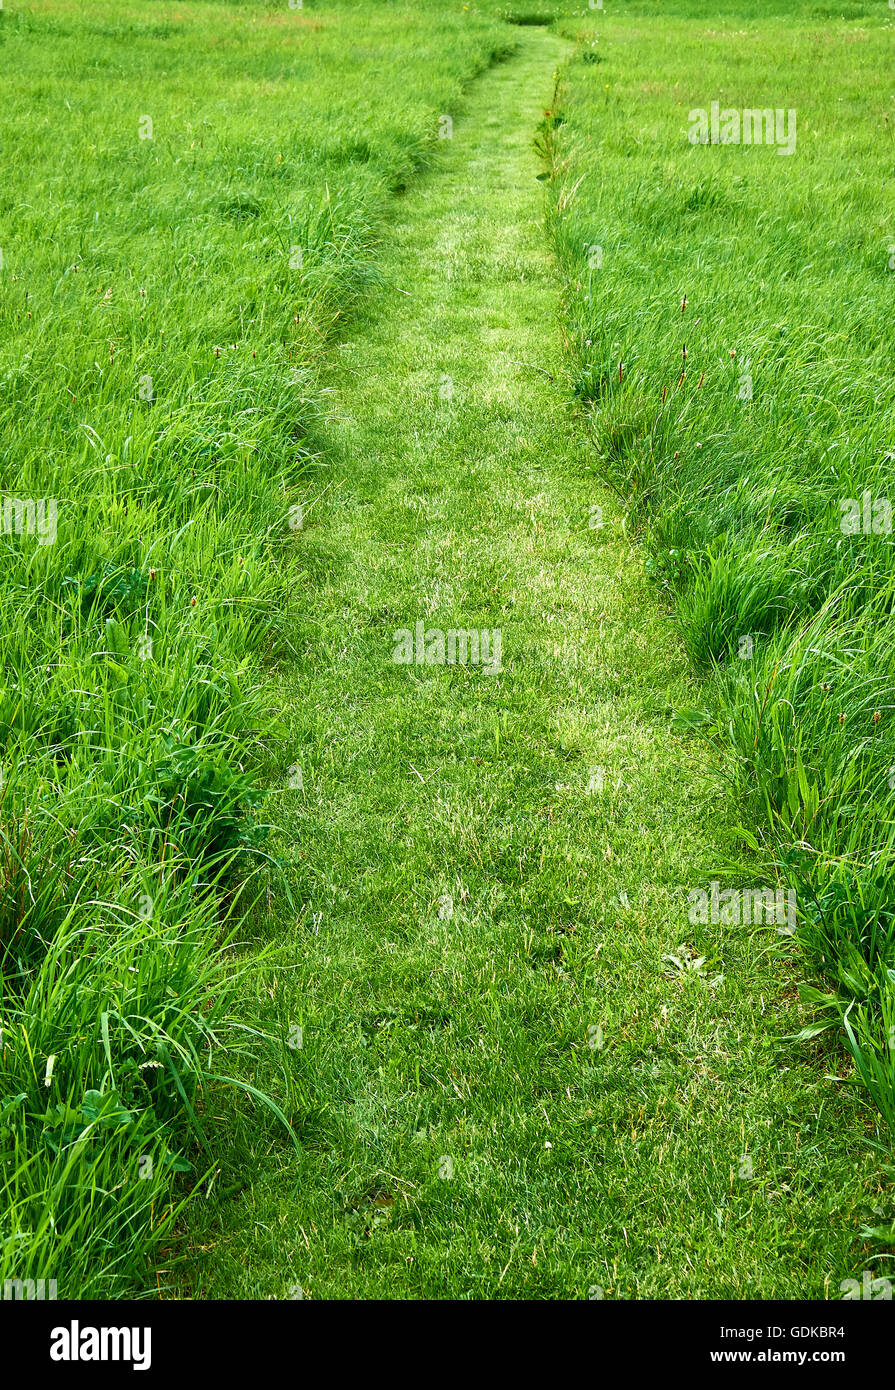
[1,0,894,1303]
[547,0,895,1132]
[0,0,508,1297]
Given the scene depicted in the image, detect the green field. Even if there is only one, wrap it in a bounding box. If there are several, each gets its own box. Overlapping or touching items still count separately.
[1,0,894,1302]
[548,1,895,1140]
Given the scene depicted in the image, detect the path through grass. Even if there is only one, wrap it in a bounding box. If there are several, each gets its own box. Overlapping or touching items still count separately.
[184,23,884,1301]
[0,0,507,1299]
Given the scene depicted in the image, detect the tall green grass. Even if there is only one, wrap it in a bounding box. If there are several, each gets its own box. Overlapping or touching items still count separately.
[548,1,895,1130]
[0,0,508,1297]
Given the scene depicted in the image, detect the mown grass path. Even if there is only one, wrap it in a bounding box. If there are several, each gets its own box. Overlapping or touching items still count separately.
[188,26,878,1299]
